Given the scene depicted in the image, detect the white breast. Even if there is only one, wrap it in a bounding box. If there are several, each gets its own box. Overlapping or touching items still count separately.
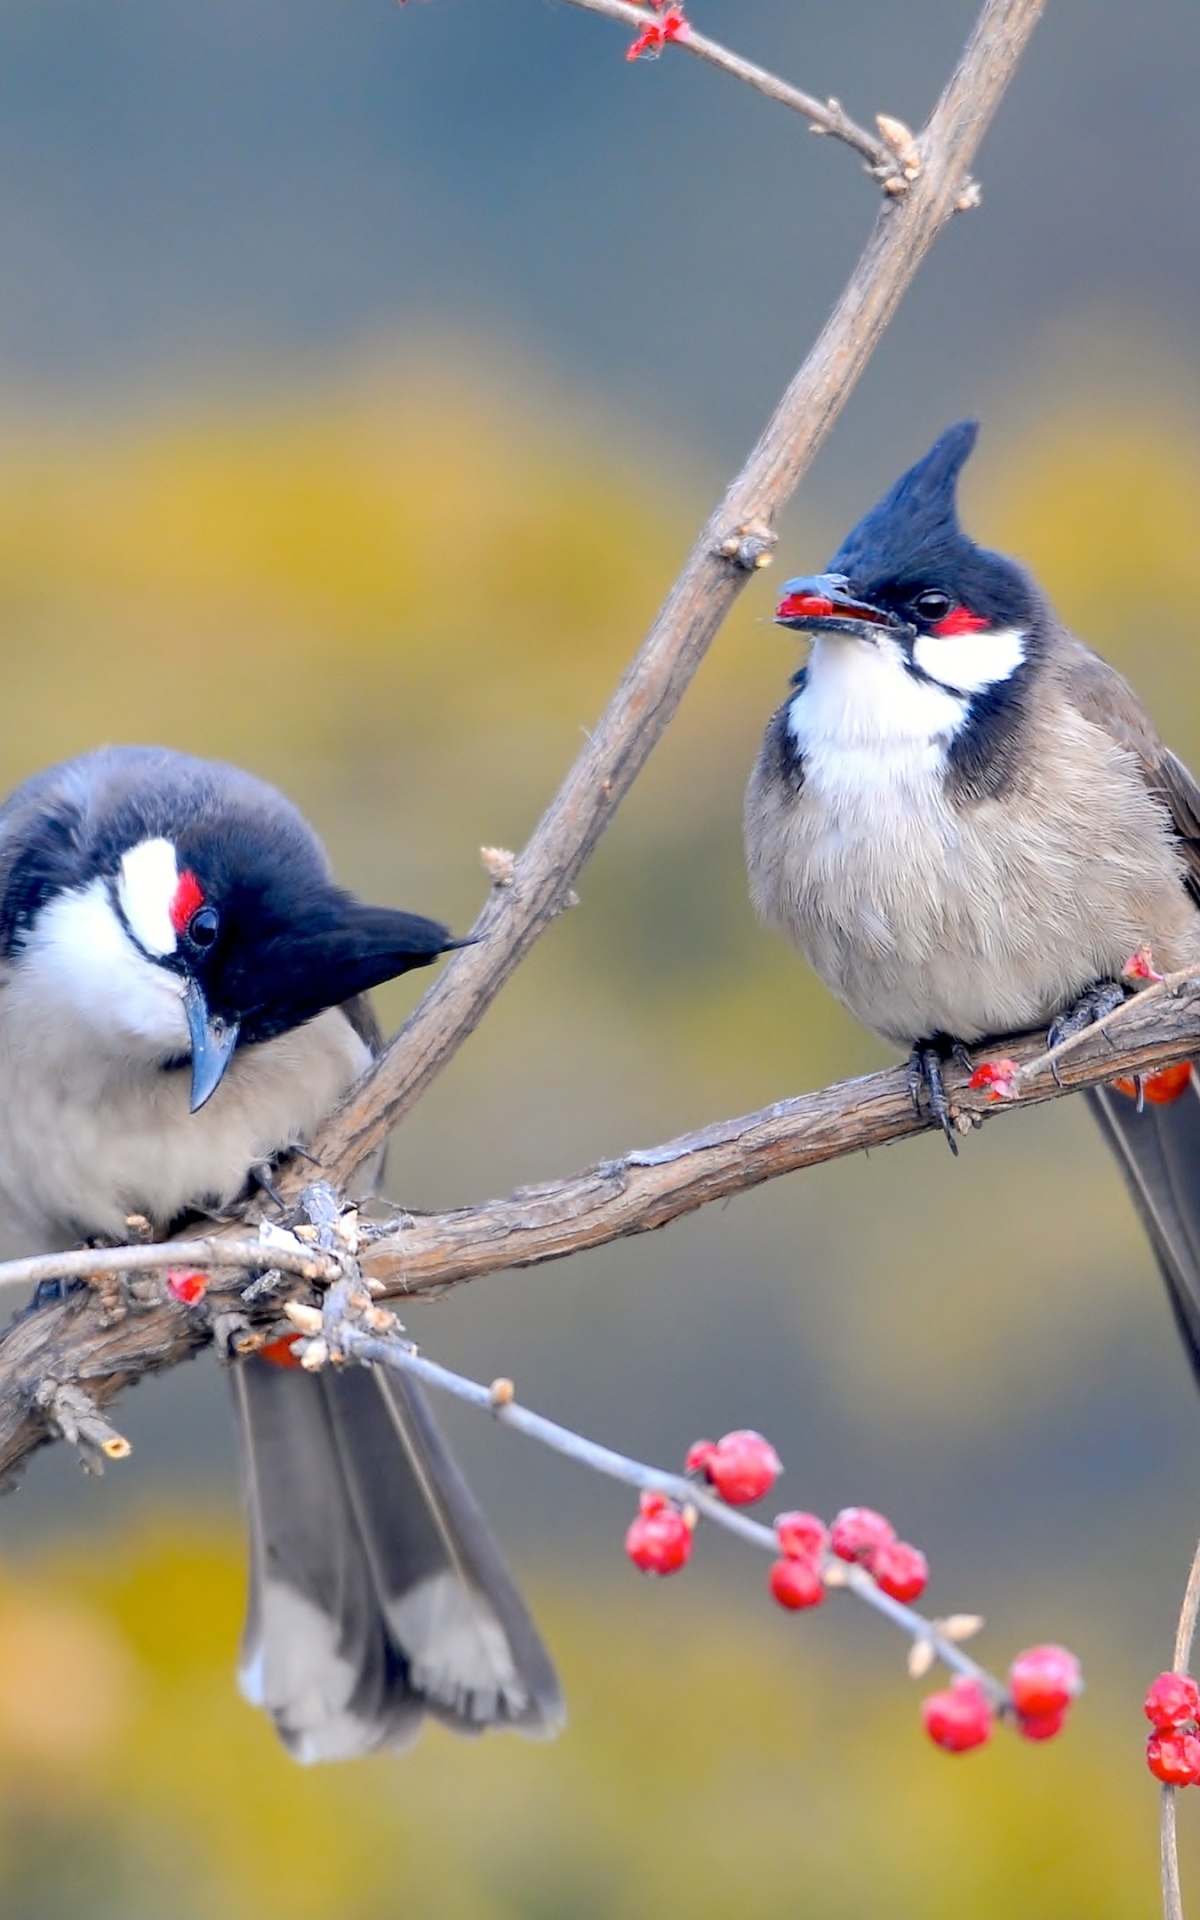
[0,968,370,1252]
[747,635,1200,1048]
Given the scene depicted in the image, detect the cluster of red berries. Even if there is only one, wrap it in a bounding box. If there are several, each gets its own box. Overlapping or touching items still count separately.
[624,1430,783,1576]
[1144,1673,1200,1785]
[922,1645,1082,1754]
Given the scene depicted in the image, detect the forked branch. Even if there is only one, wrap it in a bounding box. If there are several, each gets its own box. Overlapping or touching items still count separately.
[291,0,1048,1200]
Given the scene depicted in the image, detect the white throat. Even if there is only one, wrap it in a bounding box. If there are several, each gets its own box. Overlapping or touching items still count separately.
[788,635,961,790]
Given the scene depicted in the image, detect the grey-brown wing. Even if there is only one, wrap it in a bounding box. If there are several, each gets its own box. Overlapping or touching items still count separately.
[1062,640,1200,901]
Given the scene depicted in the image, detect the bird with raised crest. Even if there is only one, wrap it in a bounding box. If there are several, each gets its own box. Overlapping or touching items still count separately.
[745,421,1200,1378]
[0,744,561,1761]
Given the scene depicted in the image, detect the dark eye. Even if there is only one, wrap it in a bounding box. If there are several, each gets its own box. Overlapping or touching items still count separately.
[187,907,219,949]
[912,589,953,623]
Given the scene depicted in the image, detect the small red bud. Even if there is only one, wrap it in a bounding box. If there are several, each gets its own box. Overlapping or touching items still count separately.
[921,1678,994,1754]
[1144,1672,1200,1731]
[1016,1705,1070,1742]
[968,1057,1020,1101]
[774,1511,829,1561]
[830,1506,895,1562]
[871,1539,928,1603]
[1147,1730,1200,1787]
[768,1556,825,1611]
[625,1500,693,1576]
[684,1439,716,1475]
[1008,1645,1081,1718]
[167,1268,208,1306]
[692,1430,782,1506]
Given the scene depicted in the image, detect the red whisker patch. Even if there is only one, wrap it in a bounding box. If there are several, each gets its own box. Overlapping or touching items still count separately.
[169,868,205,934]
[931,607,989,637]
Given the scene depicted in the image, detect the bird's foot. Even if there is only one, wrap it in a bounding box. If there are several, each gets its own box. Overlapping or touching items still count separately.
[1046,980,1128,1082]
[907,1035,972,1156]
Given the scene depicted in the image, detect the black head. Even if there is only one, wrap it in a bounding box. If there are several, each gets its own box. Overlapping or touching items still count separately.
[0,747,462,1110]
[775,421,1040,659]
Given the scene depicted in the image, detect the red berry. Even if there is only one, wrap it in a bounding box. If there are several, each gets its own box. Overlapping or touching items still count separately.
[1008,1645,1081,1718]
[830,1506,895,1563]
[768,1556,825,1611]
[167,1268,208,1306]
[685,1440,716,1475]
[694,1430,782,1506]
[1144,1672,1200,1732]
[1147,1731,1200,1787]
[625,1495,693,1575]
[922,1678,994,1754]
[871,1539,928,1603]
[1016,1705,1070,1742]
[774,1511,829,1561]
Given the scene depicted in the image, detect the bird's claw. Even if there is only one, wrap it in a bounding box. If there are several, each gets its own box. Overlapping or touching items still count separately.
[1046,980,1128,1083]
[908,1038,961,1156]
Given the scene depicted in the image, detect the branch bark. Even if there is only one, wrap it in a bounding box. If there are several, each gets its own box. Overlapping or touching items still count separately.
[292,0,1048,1200]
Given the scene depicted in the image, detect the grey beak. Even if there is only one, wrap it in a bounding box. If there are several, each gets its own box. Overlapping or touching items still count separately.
[183,977,241,1113]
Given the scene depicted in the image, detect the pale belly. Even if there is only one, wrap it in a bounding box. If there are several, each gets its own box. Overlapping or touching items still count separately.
[747,739,1200,1050]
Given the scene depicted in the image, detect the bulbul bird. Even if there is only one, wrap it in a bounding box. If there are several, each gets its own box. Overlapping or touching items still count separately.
[745,420,1200,1380]
[0,744,562,1760]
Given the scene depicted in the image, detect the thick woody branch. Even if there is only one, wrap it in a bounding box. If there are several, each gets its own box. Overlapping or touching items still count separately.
[356,974,1200,1296]
[556,0,899,179]
[293,0,1047,1200]
[0,975,1196,1492]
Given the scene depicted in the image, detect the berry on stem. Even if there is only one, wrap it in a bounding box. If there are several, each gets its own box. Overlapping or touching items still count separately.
[625,1492,693,1575]
[922,1678,994,1754]
[830,1507,895,1563]
[1147,1731,1200,1788]
[774,1511,829,1561]
[1016,1705,1069,1742]
[687,1430,782,1506]
[768,1557,825,1612]
[1007,1645,1081,1718]
[871,1539,929,1604]
[1144,1672,1200,1732]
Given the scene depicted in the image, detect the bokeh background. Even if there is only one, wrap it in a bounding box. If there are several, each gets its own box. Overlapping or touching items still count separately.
[0,1,1197,1913]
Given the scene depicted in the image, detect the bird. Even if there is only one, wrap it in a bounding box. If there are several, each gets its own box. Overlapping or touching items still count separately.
[744,420,1200,1382]
[0,743,562,1760]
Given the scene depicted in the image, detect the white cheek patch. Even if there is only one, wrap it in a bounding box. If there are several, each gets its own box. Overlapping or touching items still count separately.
[20,878,188,1053]
[912,624,1027,695]
[117,837,180,957]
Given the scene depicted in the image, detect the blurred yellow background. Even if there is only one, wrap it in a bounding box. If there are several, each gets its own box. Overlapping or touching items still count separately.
[0,341,1197,1913]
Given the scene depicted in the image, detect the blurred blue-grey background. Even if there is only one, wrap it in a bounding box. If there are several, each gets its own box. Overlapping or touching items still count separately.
[0,3,1197,1913]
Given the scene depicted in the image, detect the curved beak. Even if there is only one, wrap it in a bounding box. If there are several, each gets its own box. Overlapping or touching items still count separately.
[774,573,908,641]
[183,977,241,1113]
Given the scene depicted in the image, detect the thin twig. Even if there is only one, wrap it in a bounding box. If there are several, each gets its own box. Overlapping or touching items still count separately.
[293,0,1047,1200]
[317,1294,1003,1695]
[0,1237,340,1293]
[1162,1533,1200,1920]
[556,0,897,178]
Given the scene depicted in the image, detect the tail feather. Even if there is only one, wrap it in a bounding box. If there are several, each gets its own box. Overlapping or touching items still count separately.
[232,1357,563,1763]
[1089,1077,1200,1380]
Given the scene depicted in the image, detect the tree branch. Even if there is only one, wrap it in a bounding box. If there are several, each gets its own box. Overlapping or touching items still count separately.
[2,976,1198,1492]
[556,0,901,180]
[354,974,1200,1296]
[292,0,1047,1200]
